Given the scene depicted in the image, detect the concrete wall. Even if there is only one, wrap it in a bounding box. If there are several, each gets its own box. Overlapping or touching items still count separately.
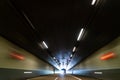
[72,37,120,80]
[0,36,54,80]
[73,37,120,70]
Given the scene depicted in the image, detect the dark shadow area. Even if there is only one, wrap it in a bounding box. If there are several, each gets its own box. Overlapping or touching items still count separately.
[0,68,53,80]
[73,69,120,80]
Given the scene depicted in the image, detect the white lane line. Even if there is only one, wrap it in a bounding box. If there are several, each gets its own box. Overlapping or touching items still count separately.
[70,75,82,80]
[55,77,58,80]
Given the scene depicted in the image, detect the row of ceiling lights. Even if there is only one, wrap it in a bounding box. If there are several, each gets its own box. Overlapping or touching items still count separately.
[66,0,98,67]
[10,0,97,70]
[38,28,85,69]
[39,0,97,49]
[39,39,76,69]
[38,41,61,67]
[67,28,85,65]
[38,0,97,69]
[10,0,61,69]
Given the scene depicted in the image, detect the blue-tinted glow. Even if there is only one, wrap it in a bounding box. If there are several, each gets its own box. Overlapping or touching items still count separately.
[53,57,56,59]
[70,54,73,57]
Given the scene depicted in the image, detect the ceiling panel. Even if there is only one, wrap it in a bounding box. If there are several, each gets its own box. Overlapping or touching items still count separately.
[0,0,120,69]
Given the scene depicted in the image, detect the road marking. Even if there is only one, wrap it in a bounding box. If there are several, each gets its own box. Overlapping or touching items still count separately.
[55,77,58,80]
[70,75,82,80]
[94,71,103,74]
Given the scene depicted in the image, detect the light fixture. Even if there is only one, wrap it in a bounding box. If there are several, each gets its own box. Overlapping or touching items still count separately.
[70,54,73,57]
[42,41,48,49]
[53,57,56,59]
[24,71,32,74]
[77,28,84,41]
[91,0,97,5]
[72,46,76,52]
[10,52,25,60]
[100,52,115,60]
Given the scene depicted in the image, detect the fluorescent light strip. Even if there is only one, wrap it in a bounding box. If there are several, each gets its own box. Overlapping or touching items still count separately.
[73,46,76,52]
[70,54,73,57]
[42,41,48,49]
[77,28,84,41]
[91,0,96,5]
[24,72,32,74]
[22,11,36,30]
[53,57,56,59]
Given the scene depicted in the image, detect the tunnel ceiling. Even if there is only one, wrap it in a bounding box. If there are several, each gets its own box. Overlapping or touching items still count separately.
[0,0,120,69]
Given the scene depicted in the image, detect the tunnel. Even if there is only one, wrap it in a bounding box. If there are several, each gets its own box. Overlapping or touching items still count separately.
[0,0,120,80]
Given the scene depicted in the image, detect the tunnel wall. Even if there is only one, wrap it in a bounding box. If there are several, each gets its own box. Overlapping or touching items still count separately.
[73,37,120,80]
[0,36,54,80]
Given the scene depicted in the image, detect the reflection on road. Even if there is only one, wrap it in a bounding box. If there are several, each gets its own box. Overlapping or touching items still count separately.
[27,74,98,80]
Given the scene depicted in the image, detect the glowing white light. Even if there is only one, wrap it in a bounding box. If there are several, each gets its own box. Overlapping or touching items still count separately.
[42,41,48,49]
[53,57,56,59]
[55,70,65,75]
[56,65,61,70]
[70,54,73,57]
[91,0,96,5]
[60,64,63,69]
[24,72,32,74]
[77,28,84,41]
[60,70,64,74]
[73,46,76,52]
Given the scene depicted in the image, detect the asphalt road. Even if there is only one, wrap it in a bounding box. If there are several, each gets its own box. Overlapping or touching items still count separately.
[27,75,98,80]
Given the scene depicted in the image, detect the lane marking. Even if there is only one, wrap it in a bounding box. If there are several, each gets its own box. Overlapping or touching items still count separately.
[94,71,103,74]
[70,75,82,80]
[55,77,58,80]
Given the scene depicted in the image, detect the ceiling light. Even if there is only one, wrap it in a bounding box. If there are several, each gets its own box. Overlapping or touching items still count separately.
[77,28,84,41]
[53,57,56,59]
[70,54,73,57]
[91,0,96,5]
[42,41,48,49]
[73,46,76,52]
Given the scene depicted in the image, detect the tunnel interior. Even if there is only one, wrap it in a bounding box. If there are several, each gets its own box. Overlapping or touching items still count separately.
[0,0,120,80]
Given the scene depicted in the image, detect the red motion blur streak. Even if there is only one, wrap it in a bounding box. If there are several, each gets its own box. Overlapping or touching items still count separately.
[100,52,115,60]
[10,52,25,60]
